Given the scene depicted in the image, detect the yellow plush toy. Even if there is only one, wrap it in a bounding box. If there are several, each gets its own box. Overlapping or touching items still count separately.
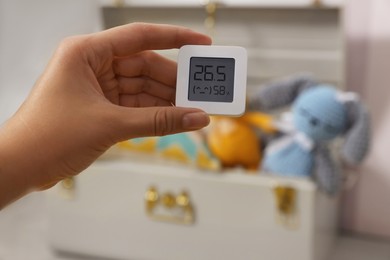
[207,112,276,171]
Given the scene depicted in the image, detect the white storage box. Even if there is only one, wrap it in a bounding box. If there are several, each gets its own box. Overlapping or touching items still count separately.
[47,159,338,260]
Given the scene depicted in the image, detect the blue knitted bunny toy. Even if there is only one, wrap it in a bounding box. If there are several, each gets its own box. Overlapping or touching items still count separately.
[249,74,370,195]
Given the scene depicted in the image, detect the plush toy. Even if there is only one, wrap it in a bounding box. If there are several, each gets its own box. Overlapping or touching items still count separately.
[248,74,370,195]
[206,112,277,170]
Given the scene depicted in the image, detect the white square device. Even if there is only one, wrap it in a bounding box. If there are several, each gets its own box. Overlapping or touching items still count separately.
[176,45,247,116]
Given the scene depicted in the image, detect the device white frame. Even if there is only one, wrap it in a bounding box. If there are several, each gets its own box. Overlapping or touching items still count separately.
[176,45,247,116]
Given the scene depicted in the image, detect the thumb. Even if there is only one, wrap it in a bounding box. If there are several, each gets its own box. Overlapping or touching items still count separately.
[113,106,210,141]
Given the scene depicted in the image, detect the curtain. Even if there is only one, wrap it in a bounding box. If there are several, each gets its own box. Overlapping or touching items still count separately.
[342,0,390,238]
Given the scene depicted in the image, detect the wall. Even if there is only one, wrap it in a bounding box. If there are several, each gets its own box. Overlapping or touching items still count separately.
[0,0,101,123]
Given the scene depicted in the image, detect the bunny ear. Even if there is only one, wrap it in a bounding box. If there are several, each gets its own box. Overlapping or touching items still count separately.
[342,100,371,165]
[314,145,342,195]
[248,73,318,111]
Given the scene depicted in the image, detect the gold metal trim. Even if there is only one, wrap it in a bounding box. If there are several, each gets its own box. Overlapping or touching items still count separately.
[273,185,299,229]
[312,0,323,8]
[60,177,76,200]
[202,0,218,38]
[145,186,195,225]
[113,0,125,7]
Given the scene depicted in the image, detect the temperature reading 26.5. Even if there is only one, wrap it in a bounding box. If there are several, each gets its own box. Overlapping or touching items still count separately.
[193,65,226,82]
[188,57,235,103]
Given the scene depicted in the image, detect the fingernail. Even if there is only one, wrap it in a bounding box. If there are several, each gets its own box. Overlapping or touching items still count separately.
[182,112,210,130]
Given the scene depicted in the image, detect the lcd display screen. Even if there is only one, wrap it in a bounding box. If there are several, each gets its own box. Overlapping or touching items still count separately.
[188,57,235,102]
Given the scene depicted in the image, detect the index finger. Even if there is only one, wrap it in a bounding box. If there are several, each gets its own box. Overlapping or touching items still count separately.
[93,23,212,57]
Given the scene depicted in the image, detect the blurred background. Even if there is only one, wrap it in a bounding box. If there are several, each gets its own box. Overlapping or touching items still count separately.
[0,0,390,259]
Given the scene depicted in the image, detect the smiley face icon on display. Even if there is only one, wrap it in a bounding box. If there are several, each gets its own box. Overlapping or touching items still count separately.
[176,45,247,116]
